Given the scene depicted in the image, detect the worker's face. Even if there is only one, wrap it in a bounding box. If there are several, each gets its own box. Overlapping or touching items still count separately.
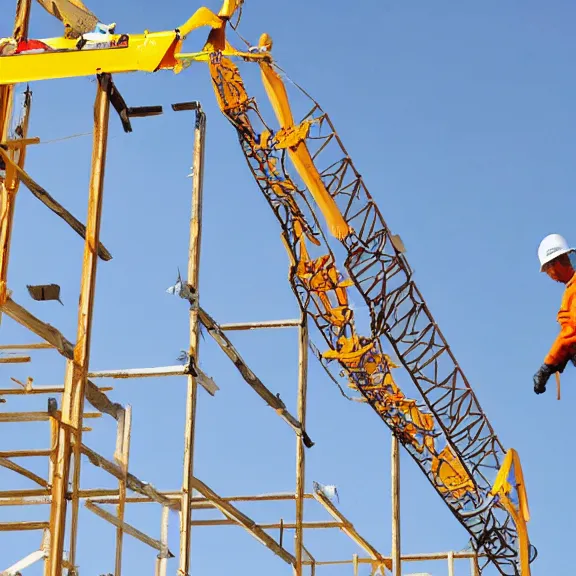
[543,254,575,283]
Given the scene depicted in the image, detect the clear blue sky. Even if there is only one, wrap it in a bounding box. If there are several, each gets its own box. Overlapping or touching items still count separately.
[1,1,575,574]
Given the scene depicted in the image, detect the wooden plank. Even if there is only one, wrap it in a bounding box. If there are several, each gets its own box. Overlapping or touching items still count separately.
[80,443,178,510]
[0,450,51,458]
[0,355,30,363]
[0,343,52,349]
[0,457,48,487]
[199,306,313,448]
[191,475,296,565]
[0,385,113,396]
[0,148,112,261]
[0,521,48,531]
[0,297,122,420]
[88,365,218,395]
[85,500,172,557]
[219,319,300,330]
[0,137,40,148]
[313,492,392,571]
[0,411,101,423]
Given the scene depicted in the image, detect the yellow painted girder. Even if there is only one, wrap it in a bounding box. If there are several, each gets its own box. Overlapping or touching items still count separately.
[0,3,250,86]
[0,39,266,86]
[0,31,179,85]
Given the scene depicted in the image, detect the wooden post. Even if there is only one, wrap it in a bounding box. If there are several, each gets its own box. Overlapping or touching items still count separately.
[470,554,480,576]
[157,506,170,576]
[47,74,111,576]
[220,319,301,330]
[391,434,401,576]
[0,0,32,135]
[45,416,57,576]
[448,550,454,576]
[294,314,308,576]
[0,87,31,316]
[0,0,33,322]
[42,528,50,576]
[13,0,33,41]
[176,101,206,576]
[115,406,132,575]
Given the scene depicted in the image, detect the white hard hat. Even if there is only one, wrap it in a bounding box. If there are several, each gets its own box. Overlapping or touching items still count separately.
[538,234,574,271]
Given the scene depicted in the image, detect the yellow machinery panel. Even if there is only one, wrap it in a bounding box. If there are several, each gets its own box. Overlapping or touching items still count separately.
[0,31,179,84]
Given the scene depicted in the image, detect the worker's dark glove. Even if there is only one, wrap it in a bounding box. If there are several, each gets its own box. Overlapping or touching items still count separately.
[533,363,558,394]
[534,354,576,393]
[535,353,576,394]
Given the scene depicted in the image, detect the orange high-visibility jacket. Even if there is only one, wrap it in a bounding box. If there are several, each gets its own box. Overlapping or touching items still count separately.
[545,274,576,365]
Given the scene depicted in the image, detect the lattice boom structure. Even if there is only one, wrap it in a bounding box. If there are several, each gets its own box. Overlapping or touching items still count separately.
[207,54,526,574]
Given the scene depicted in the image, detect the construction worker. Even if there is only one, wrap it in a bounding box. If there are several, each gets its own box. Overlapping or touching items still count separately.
[533,234,576,394]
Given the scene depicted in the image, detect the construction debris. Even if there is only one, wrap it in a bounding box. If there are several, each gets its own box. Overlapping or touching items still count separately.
[26,284,63,304]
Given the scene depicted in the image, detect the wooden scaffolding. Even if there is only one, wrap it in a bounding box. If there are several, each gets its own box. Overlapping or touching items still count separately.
[0,2,484,575]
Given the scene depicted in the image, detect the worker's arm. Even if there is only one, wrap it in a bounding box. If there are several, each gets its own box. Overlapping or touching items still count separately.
[544,325,576,365]
[544,288,576,366]
[534,286,576,395]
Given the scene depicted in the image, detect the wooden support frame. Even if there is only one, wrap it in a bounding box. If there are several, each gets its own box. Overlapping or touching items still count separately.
[0,0,34,320]
[0,31,494,573]
[172,99,206,576]
[294,313,308,576]
[391,434,401,576]
[0,83,32,318]
[47,73,111,576]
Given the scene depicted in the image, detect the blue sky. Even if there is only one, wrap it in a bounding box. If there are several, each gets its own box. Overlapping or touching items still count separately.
[1,1,575,574]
